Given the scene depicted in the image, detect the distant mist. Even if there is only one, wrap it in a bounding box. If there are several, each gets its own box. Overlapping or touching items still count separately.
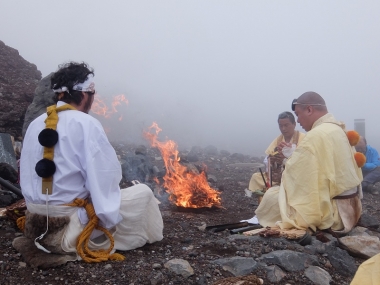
[1,1,379,156]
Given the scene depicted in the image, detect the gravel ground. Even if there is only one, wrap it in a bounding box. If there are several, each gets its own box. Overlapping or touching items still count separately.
[0,144,379,285]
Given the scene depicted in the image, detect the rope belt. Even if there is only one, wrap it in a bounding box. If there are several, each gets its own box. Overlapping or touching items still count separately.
[65,198,125,262]
[17,103,125,262]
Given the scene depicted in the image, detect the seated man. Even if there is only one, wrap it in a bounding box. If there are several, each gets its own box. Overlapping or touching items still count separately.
[355,136,380,195]
[256,92,362,234]
[248,111,305,193]
[16,62,163,265]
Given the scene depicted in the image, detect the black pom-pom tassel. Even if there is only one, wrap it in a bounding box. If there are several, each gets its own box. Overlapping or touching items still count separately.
[38,128,59,147]
[35,158,56,178]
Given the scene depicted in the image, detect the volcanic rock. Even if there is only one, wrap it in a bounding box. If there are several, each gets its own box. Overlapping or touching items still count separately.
[304,266,332,285]
[348,226,371,237]
[212,256,258,276]
[220,150,231,156]
[164,258,194,278]
[0,162,18,183]
[0,133,18,171]
[265,265,286,283]
[258,250,319,272]
[0,194,13,207]
[358,213,380,229]
[204,145,218,155]
[0,40,41,138]
[339,235,380,259]
[190,146,203,154]
[22,73,55,137]
[325,245,357,276]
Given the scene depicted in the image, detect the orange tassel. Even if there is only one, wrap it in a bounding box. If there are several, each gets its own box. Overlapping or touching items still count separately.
[347,130,360,146]
[354,152,366,168]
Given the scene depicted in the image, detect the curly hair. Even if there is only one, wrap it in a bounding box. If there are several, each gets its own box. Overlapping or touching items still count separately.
[50,62,94,105]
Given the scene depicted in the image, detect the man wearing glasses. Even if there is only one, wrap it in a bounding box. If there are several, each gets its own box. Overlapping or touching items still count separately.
[248,111,305,194]
[256,91,362,235]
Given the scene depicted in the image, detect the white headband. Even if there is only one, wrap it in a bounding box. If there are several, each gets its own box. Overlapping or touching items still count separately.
[52,74,95,93]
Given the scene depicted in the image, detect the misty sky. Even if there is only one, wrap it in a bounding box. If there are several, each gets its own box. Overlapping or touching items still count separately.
[1,1,379,155]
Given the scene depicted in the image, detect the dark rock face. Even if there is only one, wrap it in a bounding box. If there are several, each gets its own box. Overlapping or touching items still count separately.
[325,245,357,276]
[22,73,55,137]
[0,133,17,171]
[0,40,42,138]
[0,162,18,183]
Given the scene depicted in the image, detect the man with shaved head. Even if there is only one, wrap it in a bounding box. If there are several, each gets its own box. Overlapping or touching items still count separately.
[256,91,363,234]
[355,136,380,195]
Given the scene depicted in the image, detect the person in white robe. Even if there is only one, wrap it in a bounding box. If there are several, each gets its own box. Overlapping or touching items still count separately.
[19,62,163,262]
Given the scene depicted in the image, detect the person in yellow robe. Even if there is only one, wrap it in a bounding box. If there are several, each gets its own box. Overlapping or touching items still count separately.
[350,253,380,285]
[256,92,362,234]
[248,111,305,193]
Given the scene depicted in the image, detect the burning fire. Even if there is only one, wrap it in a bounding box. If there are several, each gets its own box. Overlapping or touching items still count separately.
[91,94,128,119]
[144,122,222,208]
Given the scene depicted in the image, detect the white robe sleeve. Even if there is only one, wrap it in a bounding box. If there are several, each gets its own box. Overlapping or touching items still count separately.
[82,123,122,229]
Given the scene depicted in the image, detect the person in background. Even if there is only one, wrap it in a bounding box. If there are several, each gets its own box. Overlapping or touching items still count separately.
[256,92,362,234]
[17,62,163,266]
[248,111,305,194]
[355,136,380,195]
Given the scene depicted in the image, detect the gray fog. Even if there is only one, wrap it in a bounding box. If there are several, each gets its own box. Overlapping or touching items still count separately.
[1,1,379,156]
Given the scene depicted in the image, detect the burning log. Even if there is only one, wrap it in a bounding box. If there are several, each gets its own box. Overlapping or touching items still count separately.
[143,123,222,208]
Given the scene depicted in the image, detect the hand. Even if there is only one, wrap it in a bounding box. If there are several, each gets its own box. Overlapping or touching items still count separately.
[277,142,292,151]
[277,142,292,153]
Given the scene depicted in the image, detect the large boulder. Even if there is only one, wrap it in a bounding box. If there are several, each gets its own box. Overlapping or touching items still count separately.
[22,73,55,136]
[0,40,42,138]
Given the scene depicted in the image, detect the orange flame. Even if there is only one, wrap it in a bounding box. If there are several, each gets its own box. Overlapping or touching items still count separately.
[91,94,128,119]
[144,122,221,208]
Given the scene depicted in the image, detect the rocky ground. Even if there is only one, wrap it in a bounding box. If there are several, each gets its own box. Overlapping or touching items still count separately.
[1,143,380,285]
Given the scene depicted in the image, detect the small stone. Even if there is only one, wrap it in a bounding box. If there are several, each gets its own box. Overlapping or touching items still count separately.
[18,262,26,268]
[164,258,194,278]
[104,264,112,270]
[152,263,162,269]
[305,266,332,285]
[266,265,286,283]
[150,272,163,285]
[197,222,207,231]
